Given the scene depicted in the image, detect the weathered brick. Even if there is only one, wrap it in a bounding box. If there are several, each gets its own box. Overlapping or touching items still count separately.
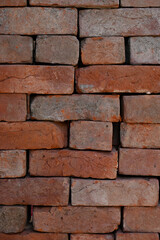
[70,121,112,151]
[0,122,67,150]
[0,0,26,6]
[31,95,120,122]
[76,66,160,93]
[130,37,160,64]
[29,149,118,179]
[0,231,68,240]
[0,177,69,205]
[71,178,159,206]
[116,232,159,240]
[0,150,26,178]
[0,65,74,94]
[81,37,125,65]
[0,94,26,121]
[123,95,160,123]
[121,0,160,7]
[0,36,33,63]
[0,8,77,35]
[0,206,27,233]
[79,9,160,37]
[71,234,114,240]
[119,148,160,176]
[121,123,160,148]
[36,36,79,66]
[30,0,119,8]
[123,206,160,232]
[33,206,120,233]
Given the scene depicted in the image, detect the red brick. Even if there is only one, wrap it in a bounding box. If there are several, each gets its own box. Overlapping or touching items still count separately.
[0,94,26,121]
[0,122,67,150]
[33,206,120,233]
[0,0,26,6]
[70,121,112,151]
[76,66,160,93]
[71,234,114,240]
[31,95,120,122]
[0,177,69,206]
[123,206,160,232]
[0,65,74,94]
[29,0,119,8]
[0,150,26,178]
[29,149,118,179]
[130,37,160,64]
[119,148,160,176]
[81,37,125,65]
[121,0,160,7]
[0,36,33,63]
[36,36,79,66]
[116,233,159,240]
[71,178,159,206]
[0,8,77,35]
[79,9,160,37]
[123,95,160,123]
[121,123,160,148]
[0,231,68,240]
[0,206,27,233]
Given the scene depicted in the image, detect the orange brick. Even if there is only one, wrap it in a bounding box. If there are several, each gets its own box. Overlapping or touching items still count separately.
[121,0,160,7]
[116,233,159,240]
[71,234,114,240]
[0,0,26,6]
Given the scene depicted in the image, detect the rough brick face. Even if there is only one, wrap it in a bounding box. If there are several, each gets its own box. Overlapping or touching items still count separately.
[71,234,114,240]
[31,95,120,122]
[116,233,159,240]
[0,0,27,6]
[33,207,121,233]
[121,0,160,7]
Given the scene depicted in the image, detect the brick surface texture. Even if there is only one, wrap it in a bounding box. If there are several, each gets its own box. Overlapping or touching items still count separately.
[0,1,160,239]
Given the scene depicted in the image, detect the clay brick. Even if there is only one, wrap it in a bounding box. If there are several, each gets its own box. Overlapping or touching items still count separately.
[130,37,160,64]
[70,121,112,151]
[29,0,119,8]
[0,206,27,233]
[71,234,114,240]
[0,8,77,35]
[0,65,74,94]
[71,178,159,206]
[0,122,67,150]
[31,95,120,122]
[123,206,160,232]
[33,206,120,233]
[0,0,26,6]
[79,9,160,37]
[0,150,26,178]
[76,66,160,94]
[0,231,68,240]
[116,233,159,240]
[81,37,125,65]
[29,149,118,179]
[36,36,79,66]
[0,94,26,121]
[121,123,160,149]
[123,96,160,123]
[121,0,160,7]
[119,148,160,176]
[0,177,69,205]
[0,36,33,63]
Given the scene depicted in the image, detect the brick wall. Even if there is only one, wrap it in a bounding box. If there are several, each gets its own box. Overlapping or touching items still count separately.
[0,0,160,239]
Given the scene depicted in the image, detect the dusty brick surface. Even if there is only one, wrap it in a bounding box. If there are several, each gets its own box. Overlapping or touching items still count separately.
[29,149,118,179]
[123,206,160,232]
[0,122,67,150]
[71,178,159,206]
[0,35,33,63]
[0,65,74,94]
[36,36,79,65]
[0,150,26,178]
[76,66,160,93]
[0,206,27,233]
[0,8,77,35]
[81,37,125,65]
[71,234,114,240]
[121,0,160,7]
[70,121,112,151]
[0,177,69,206]
[130,37,160,64]
[116,233,159,240]
[121,123,160,148]
[31,95,120,122]
[33,207,121,233]
[0,0,27,6]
